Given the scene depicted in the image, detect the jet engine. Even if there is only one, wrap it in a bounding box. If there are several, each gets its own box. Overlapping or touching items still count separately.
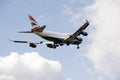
[29,43,36,48]
[47,44,54,48]
[81,31,88,36]
[78,38,83,41]
[75,37,83,41]
[47,44,59,49]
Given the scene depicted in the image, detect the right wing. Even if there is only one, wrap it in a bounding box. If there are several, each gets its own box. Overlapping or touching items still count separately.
[65,20,89,41]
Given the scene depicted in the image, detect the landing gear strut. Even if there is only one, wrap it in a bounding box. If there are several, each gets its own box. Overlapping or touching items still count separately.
[53,43,59,49]
[77,45,80,49]
[77,46,79,49]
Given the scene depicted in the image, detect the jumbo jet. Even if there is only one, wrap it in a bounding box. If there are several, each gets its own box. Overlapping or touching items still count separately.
[10,15,89,49]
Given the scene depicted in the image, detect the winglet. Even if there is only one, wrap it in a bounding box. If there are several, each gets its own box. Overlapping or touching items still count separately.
[86,19,89,24]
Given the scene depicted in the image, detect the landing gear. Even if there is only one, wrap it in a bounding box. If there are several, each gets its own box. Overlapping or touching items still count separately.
[77,44,80,49]
[53,43,59,49]
[66,43,70,46]
[53,46,56,49]
[60,43,64,46]
[77,46,80,49]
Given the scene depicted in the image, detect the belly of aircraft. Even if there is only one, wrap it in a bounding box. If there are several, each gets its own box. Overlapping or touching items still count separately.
[34,31,69,43]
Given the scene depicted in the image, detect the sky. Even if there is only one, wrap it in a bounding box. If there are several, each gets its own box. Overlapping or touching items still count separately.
[0,0,120,80]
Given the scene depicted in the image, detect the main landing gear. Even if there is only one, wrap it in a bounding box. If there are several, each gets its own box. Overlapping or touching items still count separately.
[53,43,59,49]
[77,46,80,49]
[77,44,80,49]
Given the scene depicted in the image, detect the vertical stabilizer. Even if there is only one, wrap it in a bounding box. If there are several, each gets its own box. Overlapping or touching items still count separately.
[28,14,46,32]
[28,14,38,27]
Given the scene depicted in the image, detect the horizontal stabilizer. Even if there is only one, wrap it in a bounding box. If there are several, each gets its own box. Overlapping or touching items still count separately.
[18,31,32,33]
[9,39,28,43]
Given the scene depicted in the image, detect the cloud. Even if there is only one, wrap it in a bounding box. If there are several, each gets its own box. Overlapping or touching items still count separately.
[62,4,90,27]
[62,5,82,26]
[86,0,120,80]
[70,0,88,4]
[0,52,67,80]
[62,0,120,80]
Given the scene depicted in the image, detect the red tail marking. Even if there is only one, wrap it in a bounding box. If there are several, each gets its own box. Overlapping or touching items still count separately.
[28,15,38,24]
[31,26,40,32]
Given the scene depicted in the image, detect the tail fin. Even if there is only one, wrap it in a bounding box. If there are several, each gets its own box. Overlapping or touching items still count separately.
[28,14,46,32]
[18,15,46,33]
[28,14,38,27]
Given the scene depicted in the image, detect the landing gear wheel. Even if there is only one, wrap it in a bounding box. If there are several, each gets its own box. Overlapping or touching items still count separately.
[77,44,80,49]
[53,46,56,49]
[53,44,59,49]
[77,46,79,49]
[67,43,70,46]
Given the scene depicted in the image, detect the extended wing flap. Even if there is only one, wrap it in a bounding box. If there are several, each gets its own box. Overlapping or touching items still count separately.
[40,41,54,44]
[65,20,89,41]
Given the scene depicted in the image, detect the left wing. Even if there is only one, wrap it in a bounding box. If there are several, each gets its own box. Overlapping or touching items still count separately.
[9,39,38,44]
[9,39,61,49]
[9,39,40,48]
[65,20,89,41]
[9,39,53,44]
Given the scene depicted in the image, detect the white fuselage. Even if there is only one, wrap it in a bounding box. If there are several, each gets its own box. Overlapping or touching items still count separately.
[34,31,70,42]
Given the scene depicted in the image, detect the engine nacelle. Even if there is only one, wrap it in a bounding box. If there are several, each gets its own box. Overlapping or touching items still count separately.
[47,44,59,49]
[81,31,88,36]
[75,37,83,41]
[78,38,83,41]
[47,44,54,48]
[29,43,36,48]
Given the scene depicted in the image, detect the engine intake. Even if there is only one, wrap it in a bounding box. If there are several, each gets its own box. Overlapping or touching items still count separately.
[47,44,59,49]
[47,44,54,48]
[81,31,88,36]
[29,43,36,48]
[78,38,83,41]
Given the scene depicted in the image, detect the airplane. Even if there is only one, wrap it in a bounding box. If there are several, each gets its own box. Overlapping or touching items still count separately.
[10,15,89,49]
